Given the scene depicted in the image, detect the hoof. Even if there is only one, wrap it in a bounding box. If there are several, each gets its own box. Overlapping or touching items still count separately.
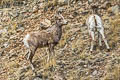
[90,51,93,53]
[90,48,93,53]
[100,46,103,50]
[107,49,110,52]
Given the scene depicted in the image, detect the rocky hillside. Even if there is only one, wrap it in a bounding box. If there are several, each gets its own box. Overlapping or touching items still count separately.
[0,0,120,80]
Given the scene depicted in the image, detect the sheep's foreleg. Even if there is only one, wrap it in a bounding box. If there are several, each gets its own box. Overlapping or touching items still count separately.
[51,45,56,67]
[90,31,95,52]
[48,44,56,69]
[98,32,103,50]
[25,50,29,60]
[99,30,110,51]
[46,45,52,67]
[45,48,51,69]
[29,47,36,71]
[25,49,31,60]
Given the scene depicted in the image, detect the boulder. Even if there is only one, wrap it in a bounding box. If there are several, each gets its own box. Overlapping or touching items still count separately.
[111,5,120,15]
[58,0,68,5]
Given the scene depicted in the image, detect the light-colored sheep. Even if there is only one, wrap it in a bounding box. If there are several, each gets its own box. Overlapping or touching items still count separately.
[86,5,110,52]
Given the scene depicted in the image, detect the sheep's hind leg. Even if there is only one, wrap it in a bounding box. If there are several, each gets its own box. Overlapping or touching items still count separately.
[90,31,95,52]
[99,30,110,51]
[48,44,56,71]
[98,32,102,50]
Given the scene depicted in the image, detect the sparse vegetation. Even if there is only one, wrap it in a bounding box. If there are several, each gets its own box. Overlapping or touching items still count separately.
[109,14,120,49]
[103,65,120,80]
[0,0,120,80]
[0,0,27,7]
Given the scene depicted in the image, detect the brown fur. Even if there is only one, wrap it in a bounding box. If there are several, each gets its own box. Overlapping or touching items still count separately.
[24,13,67,71]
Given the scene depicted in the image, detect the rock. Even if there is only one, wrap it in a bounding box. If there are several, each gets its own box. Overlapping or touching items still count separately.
[11,11,20,18]
[41,19,51,28]
[38,3,44,9]
[58,7,65,13]
[3,42,9,48]
[17,66,30,80]
[111,5,120,15]
[0,11,3,16]
[88,0,93,3]
[92,70,97,76]
[17,27,25,32]
[0,29,7,35]
[58,0,68,5]
[33,5,39,13]
[17,23,25,32]
[53,73,66,80]
[101,1,111,9]
[33,77,42,80]
[69,15,74,19]
[18,66,29,75]
[84,65,87,68]
[0,49,4,56]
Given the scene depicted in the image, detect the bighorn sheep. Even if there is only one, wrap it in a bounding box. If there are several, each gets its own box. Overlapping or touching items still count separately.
[23,11,68,71]
[86,5,110,52]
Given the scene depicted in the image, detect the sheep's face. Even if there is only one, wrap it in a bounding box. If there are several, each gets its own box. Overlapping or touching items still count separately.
[55,13,68,25]
[59,14,68,25]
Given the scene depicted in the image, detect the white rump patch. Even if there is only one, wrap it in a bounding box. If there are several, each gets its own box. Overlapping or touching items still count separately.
[23,34,30,48]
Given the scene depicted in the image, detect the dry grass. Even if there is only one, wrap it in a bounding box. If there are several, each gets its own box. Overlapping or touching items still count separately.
[0,0,14,5]
[103,65,120,80]
[0,0,27,7]
[43,0,58,11]
[109,14,120,48]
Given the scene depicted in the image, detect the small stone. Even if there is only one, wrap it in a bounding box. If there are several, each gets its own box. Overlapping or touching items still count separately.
[88,0,93,3]
[0,49,4,56]
[84,65,87,68]
[33,5,39,13]
[33,77,42,80]
[101,1,111,9]
[58,0,68,5]
[69,15,74,19]
[3,42,9,48]
[92,70,97,76]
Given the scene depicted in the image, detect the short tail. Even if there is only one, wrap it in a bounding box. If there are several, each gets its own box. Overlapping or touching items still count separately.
[23,34,30,48]
[94,15,97,26]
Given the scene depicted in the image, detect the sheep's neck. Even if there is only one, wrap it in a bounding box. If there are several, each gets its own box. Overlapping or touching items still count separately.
[56,22,62,32]
[54,23,62,43]
[56,23,62,36]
